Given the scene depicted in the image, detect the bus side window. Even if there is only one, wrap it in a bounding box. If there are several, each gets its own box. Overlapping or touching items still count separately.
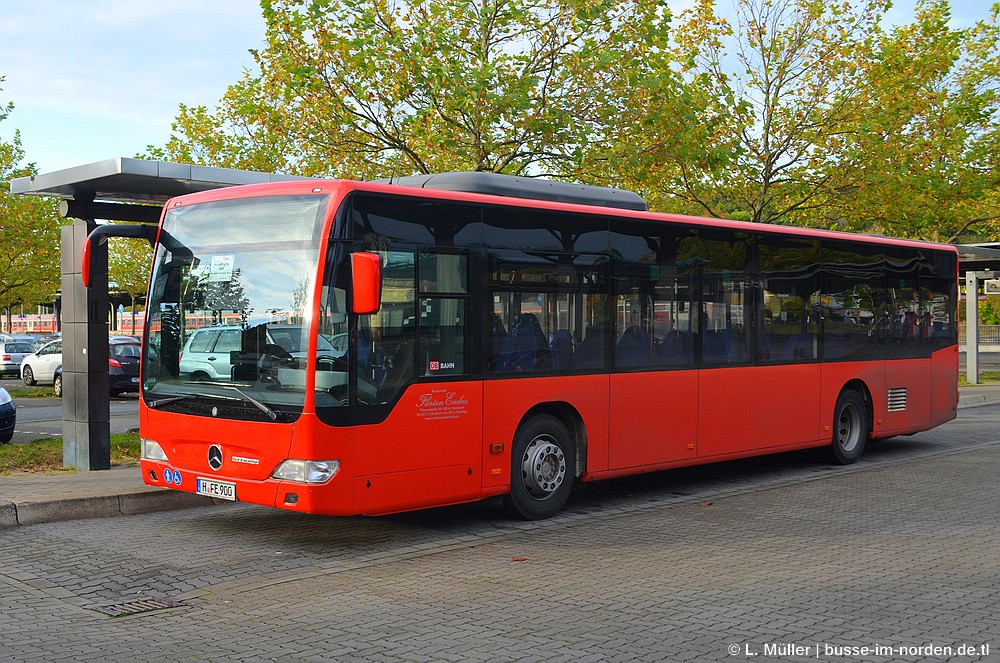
[759,235,820,363]
[820,240,885,361]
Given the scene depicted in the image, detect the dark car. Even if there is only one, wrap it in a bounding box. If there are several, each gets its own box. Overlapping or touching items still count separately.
[0,386,15,443]
[53,337,142,398]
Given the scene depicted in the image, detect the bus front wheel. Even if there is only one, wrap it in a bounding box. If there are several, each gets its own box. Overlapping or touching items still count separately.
[504,415,575,520]
[829,389,868,465]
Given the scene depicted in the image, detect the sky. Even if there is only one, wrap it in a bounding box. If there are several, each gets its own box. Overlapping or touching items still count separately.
[0,0,993,176]
[0,0,265,174]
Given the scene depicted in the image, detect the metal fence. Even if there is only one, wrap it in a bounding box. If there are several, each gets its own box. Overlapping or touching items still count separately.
[959,324,1000,345]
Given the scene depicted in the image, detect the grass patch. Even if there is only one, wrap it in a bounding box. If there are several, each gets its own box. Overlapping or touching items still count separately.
[0,431,141,474]
[959,371,1000,386]
[5,387,56,398]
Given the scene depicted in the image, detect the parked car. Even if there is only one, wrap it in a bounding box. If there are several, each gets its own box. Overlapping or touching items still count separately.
[0,333,38,343]
[1,340,36,378]
[108,337,142,395]
[179,326,336,381]
[0,386,14,443]
[52,336,142,397]
[31,332,60,351]
[20,339,62,386]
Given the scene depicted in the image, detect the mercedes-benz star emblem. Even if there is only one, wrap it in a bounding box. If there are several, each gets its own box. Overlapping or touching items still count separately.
[208,445,224,471]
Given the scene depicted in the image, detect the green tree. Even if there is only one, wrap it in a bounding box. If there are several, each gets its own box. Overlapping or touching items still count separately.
[978,295,1000,325]
[830,0,1000,242]
[638,0,892,224]
[108,233,154,333]
[0,81,63,330]
[569,0,736,213]
[152,0,690,180]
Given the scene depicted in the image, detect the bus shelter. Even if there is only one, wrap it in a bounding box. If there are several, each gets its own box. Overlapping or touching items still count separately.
[10,158,304,470]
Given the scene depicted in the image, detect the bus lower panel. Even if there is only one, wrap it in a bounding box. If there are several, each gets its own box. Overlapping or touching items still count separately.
[354,463,483,516]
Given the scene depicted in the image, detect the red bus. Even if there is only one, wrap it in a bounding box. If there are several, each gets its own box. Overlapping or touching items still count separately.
[88,173,958,519]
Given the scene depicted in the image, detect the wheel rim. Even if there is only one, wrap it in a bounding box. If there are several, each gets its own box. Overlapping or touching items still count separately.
[836,402,863,454]
[23,367,32,384]
[520,434,567,500]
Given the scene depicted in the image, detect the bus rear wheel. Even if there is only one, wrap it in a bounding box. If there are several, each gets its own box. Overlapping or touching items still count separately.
[504,415,575,520]
[829,389,868,465]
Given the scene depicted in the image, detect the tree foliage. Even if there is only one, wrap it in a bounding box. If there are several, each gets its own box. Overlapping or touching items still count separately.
[154,0,690,179]
[0,81,63,327]
[108,233,154,331]
[151,0,1000,242]
[831,0,1000,242]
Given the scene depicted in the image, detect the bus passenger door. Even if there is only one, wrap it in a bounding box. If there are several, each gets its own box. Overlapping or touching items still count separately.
[349,249,484,514]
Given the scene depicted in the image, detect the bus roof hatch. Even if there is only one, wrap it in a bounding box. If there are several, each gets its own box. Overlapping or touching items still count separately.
[380,172,648,212]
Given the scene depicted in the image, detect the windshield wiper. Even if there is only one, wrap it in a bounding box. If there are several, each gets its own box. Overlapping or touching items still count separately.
[146,390,237,409]
[222,385,281,422]
[147,395,194,408]
[157,381,282,421]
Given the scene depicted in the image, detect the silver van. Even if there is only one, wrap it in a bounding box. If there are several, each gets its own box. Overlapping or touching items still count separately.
[179,326,336,381]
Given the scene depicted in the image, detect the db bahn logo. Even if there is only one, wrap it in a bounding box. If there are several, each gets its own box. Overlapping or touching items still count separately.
[208,445,224,471]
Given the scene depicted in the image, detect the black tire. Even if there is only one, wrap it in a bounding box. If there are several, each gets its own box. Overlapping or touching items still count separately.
[22,365,36,386]
[53,373,63,398]
[829,389,868,464]
[503,415,575,520]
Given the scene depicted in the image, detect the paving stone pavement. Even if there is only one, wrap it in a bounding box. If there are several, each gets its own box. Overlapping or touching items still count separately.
[3,384,999,529]
[1,403,999,662]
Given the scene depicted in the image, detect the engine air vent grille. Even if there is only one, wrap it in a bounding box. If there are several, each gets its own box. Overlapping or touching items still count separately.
[887,387,908,412]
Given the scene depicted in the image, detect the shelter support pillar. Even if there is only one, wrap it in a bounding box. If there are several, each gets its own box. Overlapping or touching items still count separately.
[966,272,981,386]
[61,217,111,470]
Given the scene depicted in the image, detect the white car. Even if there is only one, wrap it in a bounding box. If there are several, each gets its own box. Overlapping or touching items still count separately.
[20,339,63,385]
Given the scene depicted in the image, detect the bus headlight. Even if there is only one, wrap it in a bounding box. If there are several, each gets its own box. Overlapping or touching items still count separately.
[272,459,340,484]
[141,438,169,462]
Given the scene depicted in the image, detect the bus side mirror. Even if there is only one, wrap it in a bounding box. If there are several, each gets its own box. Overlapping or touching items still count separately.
[351,252,382,315]
[82,235,99,288]
[82,223,159,288]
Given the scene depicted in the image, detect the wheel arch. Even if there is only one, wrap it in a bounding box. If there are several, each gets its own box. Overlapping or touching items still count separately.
[516,401,587,478]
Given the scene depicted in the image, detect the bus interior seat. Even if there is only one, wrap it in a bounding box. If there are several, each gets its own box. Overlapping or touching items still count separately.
[494,313,551,372]
[615,326,651,367]
[656,329,691,363]
[550,329,574,370]
[572,322,609,369]
[780,334,814,360]
[702,329,733,363]
[489,314,507,371]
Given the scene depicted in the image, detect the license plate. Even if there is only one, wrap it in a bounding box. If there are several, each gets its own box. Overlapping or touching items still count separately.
[196,477,237,501]
[130,377,140,383]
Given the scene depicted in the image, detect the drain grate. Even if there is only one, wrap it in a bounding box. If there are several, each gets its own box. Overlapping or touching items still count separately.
[93,598,186,617]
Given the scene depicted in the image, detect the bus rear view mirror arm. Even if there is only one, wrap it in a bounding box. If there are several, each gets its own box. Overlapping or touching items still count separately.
[82,223,159,288]
[351,252,383,315]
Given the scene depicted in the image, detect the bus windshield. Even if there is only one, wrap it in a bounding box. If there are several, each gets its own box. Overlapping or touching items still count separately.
[142,194,330,422]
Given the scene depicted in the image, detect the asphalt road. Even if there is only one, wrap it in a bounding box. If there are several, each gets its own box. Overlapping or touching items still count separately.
[1,376,139,444]
[959,350,1000,370]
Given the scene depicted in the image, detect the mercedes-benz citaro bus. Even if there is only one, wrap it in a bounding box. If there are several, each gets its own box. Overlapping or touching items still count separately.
[83,173,959,520]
